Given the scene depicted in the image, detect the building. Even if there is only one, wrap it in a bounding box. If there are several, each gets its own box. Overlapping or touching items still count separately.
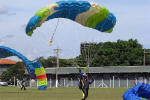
[1,58,150,88]
[2,64,149,88]
[42,66,150,88]
[0,59,16,74]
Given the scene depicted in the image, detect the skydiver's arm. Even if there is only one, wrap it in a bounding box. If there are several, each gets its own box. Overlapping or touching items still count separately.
[79,69,83,77]
[89,79,94,84]
[89,74,94,84]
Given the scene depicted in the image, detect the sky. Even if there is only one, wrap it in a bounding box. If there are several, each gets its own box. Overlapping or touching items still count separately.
[0,0,150,61]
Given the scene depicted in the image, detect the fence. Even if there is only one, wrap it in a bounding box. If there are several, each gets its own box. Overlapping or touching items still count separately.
[20,76,150,88]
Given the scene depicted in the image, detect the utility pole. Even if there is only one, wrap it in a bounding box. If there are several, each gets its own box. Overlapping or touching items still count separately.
[144,49,146,66]
[87,44,91,79]
[87,48,90,79]
[54,48,61,87]
[87,48,90,69]
[143,49,150,66]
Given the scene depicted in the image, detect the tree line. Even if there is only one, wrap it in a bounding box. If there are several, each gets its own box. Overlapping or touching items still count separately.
[1,39,149,82]
[37,39,146,67]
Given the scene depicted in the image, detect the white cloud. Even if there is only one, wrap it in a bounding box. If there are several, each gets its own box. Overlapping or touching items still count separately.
[0,34,15,41]
[0,5,8,14]
[0,41,5,45]
[0,5,16,16]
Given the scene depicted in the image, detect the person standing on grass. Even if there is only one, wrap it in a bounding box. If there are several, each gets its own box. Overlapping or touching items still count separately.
[21,78,26,91]
[78,69,94,100]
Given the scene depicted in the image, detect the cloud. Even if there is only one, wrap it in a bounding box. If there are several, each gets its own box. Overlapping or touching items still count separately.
[0,41,5,45]
[0,34,14,46]
[0,34,15,42]
[0,5,16,16]
[21,24,26,29]
[0,5,8,15]
[1,34,15,39]
[25,49,41,60]
[5,34,15,38]
[8,13,16,16]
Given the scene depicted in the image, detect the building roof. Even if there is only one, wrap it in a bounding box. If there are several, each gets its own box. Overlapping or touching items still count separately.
[0,59,17,64]
[45,66,150,74]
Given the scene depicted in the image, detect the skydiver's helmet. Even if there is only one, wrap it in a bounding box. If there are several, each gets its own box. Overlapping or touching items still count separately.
[83,73,87,78]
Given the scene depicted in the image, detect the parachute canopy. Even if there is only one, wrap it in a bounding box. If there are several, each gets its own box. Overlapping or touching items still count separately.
[123,82,150,100]
[26,1,117,36]
[0,46,47,90]
[0,46,35,74]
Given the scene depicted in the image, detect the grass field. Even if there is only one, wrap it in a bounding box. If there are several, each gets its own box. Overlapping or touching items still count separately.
[0,87,127,100]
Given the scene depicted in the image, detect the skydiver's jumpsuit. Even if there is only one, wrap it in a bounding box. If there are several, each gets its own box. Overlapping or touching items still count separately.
[78,69,94,100]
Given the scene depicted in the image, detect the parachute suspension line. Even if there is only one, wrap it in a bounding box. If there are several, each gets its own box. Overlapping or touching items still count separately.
[81,43,93,77]
[49,18,60,46]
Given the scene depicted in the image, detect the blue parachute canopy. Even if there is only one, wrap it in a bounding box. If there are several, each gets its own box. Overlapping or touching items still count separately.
[0,46,34,72]
[123,82,150,100]
[0,46,48,90]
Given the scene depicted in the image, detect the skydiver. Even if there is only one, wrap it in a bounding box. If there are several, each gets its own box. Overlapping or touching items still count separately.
[78,69,94,100]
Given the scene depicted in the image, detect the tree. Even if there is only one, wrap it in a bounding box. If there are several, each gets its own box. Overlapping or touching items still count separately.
[77,39,144,66]
[0,62,26,82]
[37,56,75,67]
[36,56,56,68]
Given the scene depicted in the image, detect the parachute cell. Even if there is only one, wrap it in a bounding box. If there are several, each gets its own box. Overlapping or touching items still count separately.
[33,61,48,90]
[26,1,116,36]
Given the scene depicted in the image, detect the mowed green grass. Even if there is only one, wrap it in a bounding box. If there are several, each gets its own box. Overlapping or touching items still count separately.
[0,87,127,100]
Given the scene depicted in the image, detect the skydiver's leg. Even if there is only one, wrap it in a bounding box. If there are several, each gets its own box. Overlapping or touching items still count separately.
[84,89,88,100]
[23,85,25,90]
[81,89,85,100]
[22,85,25,90]
[24,86,26,90]
[81,89,86,100]
[21,85,23,90]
